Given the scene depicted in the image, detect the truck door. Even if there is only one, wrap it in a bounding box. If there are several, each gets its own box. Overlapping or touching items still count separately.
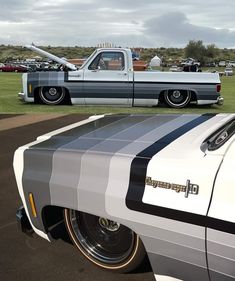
[83,51,133,106]
[207,139,235,281]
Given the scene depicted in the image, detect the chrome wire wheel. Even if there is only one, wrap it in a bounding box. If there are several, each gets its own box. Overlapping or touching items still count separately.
[164,89,191,108]
[39,86,65,105]
[64,209,145,272]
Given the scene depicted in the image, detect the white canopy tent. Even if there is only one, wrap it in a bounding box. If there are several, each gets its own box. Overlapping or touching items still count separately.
[150,55,161,67]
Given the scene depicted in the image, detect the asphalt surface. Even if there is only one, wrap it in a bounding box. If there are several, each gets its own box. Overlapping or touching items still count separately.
[0,114,154,281]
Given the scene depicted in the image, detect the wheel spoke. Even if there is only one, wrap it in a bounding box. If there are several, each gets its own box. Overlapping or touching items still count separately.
[164,90,191,108]
[40,86,65,105]
[64,209,145,272]
[69,211,135,264]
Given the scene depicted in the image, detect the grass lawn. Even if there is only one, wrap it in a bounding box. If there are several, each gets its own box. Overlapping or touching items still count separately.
[0,72,234,114]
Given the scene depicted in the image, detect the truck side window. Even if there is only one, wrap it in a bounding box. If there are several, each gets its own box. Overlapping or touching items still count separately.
[88,52,125,71]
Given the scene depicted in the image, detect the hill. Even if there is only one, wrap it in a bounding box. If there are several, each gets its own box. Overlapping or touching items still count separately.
[0,44,235,66]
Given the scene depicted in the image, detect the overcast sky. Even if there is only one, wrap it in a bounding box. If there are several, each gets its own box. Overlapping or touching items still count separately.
[1,0,235,48]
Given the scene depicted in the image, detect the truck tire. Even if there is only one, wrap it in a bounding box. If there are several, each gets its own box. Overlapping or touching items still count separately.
[164,90,191,108]
[64,209,146,273]
[39,86,66,105]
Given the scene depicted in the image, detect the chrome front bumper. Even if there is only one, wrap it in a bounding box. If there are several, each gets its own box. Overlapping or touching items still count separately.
[18,92,25,100]
[16,206,34,236]
[18,92,34,103]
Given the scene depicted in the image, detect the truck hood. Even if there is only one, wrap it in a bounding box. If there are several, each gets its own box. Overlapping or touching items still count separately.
[24,44,77,71]
[24,114,234,160]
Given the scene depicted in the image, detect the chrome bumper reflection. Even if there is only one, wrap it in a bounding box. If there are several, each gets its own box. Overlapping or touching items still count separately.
[217,96,224,105]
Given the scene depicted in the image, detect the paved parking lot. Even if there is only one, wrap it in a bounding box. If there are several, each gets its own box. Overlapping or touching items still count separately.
[0,114,154,281]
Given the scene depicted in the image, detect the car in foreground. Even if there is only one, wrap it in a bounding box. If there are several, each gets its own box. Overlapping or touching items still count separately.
[14,113,235,281]
[18,45,223,108]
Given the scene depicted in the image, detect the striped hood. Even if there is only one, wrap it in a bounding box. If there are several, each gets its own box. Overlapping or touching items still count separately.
[26,113,233,158]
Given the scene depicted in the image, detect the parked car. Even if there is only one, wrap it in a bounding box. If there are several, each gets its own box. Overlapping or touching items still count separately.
[224,67,233,76]
[169,65,182,72]
[0,64,28,72]
[14,113,235,281]
[228,61,235,67]
[18,44,223,108]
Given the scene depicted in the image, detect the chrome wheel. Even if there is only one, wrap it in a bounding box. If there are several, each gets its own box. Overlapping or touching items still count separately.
[164,89,191,108]
[64,209,145,272]
[39,86,65,105]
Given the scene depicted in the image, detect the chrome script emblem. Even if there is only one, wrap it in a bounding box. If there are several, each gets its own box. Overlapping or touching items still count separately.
[145,177,199,198]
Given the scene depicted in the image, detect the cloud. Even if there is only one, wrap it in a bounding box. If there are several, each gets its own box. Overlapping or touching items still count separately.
[144,12,235,47]
[0,0,235,47]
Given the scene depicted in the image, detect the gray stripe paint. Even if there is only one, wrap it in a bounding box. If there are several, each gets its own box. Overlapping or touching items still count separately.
[115,114,199,155]
[76,117,162,214]
[148,253,210,281]
[207,253,235,278]
[50,115,152,209]
[135,222,205,250]
[22,115,128,230]
[23,149,53,230]
[77,115,182,216]
[35,115,128,150]
[80,115,150,139]
[142,235,206,267]
[207,228,235,279]
[208,271,235,281]
[50,114,184,216]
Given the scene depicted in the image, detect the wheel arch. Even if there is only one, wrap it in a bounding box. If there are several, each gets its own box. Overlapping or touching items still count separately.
[41,205,65,239]
[41,205,146,244]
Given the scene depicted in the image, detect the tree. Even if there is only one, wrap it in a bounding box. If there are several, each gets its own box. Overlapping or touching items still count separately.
[184,40,206,65]
[206,44,219,59]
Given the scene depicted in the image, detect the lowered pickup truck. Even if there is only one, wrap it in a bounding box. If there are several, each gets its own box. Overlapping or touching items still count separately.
[18,45,223,108]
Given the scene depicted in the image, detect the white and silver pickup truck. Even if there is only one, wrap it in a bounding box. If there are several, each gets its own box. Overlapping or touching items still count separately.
[14,114,235,281]
[18,45,223,108]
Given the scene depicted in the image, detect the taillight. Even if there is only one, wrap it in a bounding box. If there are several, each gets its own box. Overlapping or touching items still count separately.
[217,84,221,92]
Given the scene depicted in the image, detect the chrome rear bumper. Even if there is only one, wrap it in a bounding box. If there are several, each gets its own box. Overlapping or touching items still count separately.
[216,96,224,105]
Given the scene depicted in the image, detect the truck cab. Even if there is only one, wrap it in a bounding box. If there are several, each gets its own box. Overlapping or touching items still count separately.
[67,48,134,106]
